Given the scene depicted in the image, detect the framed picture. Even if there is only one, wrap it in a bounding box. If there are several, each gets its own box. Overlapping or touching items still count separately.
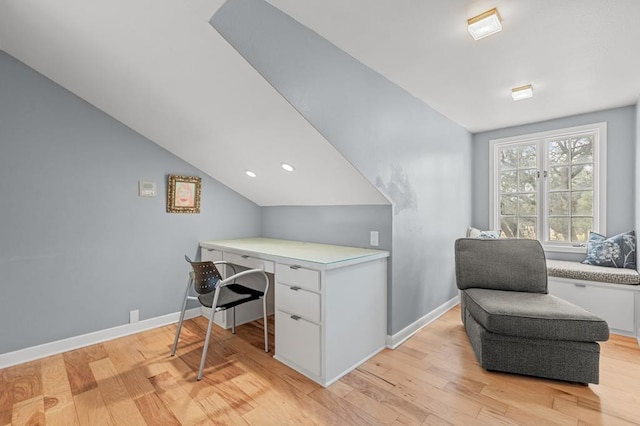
[167,175,201,213]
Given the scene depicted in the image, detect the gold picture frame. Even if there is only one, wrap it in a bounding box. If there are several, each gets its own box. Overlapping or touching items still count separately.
[167,175,201,213]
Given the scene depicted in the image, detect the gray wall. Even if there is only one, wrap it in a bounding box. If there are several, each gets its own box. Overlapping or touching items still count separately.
[262,206,392,252]
[212,0,472,335]
[0,51,261,354]
[472,106,637,261]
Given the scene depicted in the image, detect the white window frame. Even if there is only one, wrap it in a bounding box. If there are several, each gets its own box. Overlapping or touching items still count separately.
[489,122,607,254]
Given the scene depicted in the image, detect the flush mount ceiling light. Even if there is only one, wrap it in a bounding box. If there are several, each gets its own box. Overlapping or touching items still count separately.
[467,8,502,40]
[281,162,295,172]
[511,84,534,101]
[245,170,257,178]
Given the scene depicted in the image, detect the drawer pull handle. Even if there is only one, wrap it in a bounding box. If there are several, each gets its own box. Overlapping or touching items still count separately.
[574,283,587,288]
[290,315,301,321]
[290,286,301,291]
[290,265,302,270]
[241,255,250,259]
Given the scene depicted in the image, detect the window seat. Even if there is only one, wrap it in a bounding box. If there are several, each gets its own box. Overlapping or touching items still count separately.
[546,260,640,343]
[546,259,640,285]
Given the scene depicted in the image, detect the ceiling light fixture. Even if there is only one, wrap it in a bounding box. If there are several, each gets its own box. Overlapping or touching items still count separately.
[467,8,502,40]
[281,162,295,172]
[511,84,534,101]
[245,170,257,178]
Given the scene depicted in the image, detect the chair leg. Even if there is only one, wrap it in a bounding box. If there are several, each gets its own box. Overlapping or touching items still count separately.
[232,306,236,334]
[171,275,193,356]
[263,296,268,352]
[198,288,221,381]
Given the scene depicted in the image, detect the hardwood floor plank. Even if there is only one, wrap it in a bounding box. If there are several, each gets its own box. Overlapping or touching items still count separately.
[199,391,250,425]
[73,388,113,426]
[134,392,181,426]
[1,306,639,425]
[11,395,44,426]
[341,371,429,424]
[10,361,42,405]
[309,386,391,425]
[167,395,210,425]
[148,371,190,406]
[89,358,147,425]
[63,344,108,395]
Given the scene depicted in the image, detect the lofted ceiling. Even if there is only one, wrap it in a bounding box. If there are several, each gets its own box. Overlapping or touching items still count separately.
[1,0,639,206]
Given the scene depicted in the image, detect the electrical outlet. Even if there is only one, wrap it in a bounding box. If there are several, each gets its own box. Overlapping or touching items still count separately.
[370,231,379,247]
[129,309,139,324]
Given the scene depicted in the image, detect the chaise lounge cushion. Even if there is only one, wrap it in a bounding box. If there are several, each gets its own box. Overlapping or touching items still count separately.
[463,288,610,342]
[456,239,548,293]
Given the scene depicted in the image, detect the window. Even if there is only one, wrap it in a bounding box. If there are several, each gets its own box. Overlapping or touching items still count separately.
[489,122,606,253]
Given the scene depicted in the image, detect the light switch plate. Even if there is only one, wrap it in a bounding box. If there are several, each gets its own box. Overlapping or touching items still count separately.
[370,231,379,247]
[138,180,157,197]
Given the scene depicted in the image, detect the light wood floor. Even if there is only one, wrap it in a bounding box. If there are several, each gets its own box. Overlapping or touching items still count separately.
[2,305,639,425]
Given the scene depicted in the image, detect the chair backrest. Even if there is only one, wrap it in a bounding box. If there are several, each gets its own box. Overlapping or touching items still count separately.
[454,238,548,294]
[185,255,223,295]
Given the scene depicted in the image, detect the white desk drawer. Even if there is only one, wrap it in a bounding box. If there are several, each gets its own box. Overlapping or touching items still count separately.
[276,283,320,323]
[276,264,320,291]
[275,310,321,377]
[201,248,223,262]
[223,252,275,274]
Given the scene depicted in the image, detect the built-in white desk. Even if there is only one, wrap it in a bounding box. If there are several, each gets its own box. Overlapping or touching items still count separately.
[200,238,389,386]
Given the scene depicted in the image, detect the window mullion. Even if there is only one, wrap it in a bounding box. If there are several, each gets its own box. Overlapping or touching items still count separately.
[539,139,547,244]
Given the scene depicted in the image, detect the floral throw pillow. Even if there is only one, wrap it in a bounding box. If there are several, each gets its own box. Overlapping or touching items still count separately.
[467,226,501,239]
[582,231,636,269]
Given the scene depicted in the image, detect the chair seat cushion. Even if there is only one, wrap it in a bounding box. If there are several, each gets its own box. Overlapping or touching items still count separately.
[463,288,609,342]
[198,284,264,310]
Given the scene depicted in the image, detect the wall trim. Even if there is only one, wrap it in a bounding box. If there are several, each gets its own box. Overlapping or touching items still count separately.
[386,296,460,349]
[0,308,202,369]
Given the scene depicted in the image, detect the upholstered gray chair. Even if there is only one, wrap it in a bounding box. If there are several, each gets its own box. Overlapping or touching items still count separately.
[454,238,609,384]
[171,256,269,380]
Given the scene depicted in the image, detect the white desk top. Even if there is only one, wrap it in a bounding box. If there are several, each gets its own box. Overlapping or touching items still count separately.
[200,238,389,266]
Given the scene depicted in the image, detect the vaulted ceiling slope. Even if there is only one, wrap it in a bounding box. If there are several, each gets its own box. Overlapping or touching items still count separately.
[0,0,388,207]
[1,1,638,207]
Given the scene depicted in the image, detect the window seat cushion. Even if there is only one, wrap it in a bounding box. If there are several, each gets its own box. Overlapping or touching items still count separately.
[546,259,640,285]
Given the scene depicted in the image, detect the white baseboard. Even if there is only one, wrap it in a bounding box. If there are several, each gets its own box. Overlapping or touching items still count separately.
[386,295,459,349]
[0,307,202,369]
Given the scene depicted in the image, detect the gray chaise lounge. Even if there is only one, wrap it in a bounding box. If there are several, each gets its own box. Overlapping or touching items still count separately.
[455,238,610,384]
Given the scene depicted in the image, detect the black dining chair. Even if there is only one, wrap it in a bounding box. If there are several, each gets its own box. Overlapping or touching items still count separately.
[171,255,269,380]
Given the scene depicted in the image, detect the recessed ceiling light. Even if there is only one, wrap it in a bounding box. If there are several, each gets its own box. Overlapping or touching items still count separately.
[467,8,502,40]
[281,162,295,172]
[245,170,257,178]
[511,84,534,101]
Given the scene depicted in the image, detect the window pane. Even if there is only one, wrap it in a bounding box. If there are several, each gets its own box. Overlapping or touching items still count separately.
[518,218,537,239]
[572,136,593,164]
[549,192,569,215]
[571,164,593,190]
[549,217,570,241]
[492,123,601,248]
[499,147,518,170]
[572,218,592,242]
[572,191,593,215]
[501,195,517,215]
[519,145,536,168]
[549,166,570,190]
[501,217,517,238]
[518,169,537,193]
[548,140,569,165]
[519,194,536,215]
[500,171,517,193]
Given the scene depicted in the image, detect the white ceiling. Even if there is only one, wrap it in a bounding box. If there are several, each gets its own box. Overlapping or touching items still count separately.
[1,0,639,206]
